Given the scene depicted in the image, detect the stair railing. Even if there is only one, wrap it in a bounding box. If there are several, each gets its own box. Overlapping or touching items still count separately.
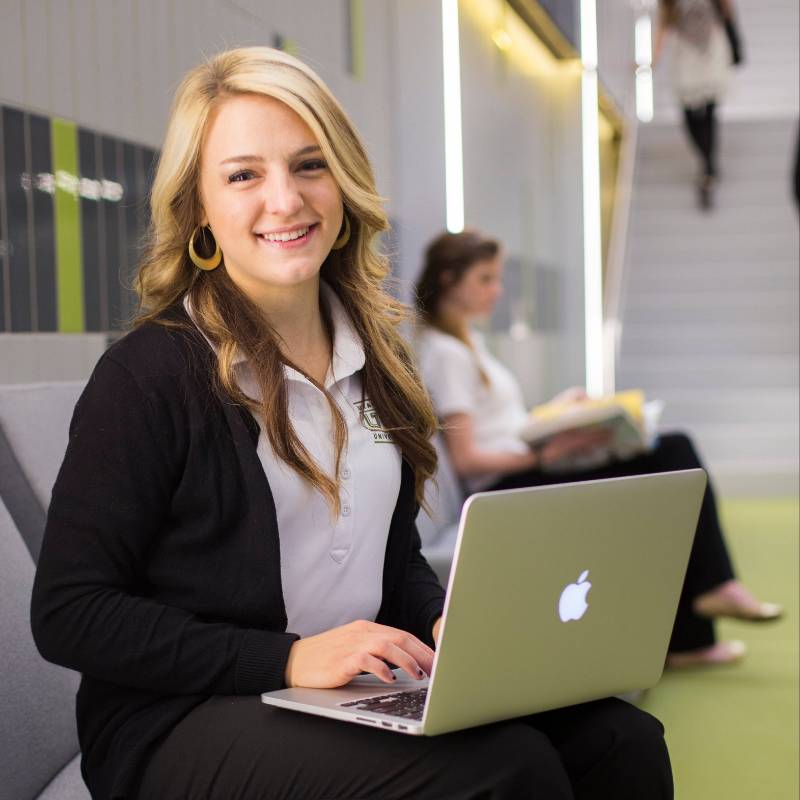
[602,110,640,395]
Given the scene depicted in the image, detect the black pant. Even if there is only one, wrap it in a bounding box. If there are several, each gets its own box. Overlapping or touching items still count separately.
[682,102,718,178]
[487,433,735,652]
[136,695,672,799]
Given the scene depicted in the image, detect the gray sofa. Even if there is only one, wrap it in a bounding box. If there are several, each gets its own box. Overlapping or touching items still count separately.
[0,380,464,800]
[0,381,89,800]
[414,433,465,586]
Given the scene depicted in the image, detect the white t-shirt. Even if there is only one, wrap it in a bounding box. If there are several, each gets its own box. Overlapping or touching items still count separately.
[415,326,530,492]
[185,285,401,637]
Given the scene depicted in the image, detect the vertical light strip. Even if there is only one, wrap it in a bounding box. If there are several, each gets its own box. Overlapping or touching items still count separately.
[442,0,464,233]
[580,0,603,396]
[635,14,654,123]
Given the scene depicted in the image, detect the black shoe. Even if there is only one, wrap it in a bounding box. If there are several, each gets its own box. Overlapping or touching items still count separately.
[697,175,715,211]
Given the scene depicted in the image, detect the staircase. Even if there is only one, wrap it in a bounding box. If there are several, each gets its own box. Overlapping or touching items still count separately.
[617,117,799,496]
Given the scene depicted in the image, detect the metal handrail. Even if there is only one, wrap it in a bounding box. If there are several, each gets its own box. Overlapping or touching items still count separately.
[602,111,640,394]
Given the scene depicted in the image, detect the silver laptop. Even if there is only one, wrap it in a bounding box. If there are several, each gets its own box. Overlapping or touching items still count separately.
[262,469,706,736]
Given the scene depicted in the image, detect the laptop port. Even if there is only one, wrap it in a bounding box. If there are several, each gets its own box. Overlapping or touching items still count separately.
[381,722,392,727]
[356,717,377,724]
[398,725,408,731]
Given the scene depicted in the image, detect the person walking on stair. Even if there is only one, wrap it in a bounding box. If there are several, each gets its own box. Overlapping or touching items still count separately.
[654,0,743,210]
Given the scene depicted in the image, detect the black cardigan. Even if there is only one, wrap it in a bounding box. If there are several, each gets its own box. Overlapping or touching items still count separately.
[30,306,446,800]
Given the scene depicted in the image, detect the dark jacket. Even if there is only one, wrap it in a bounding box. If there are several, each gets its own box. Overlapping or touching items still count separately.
[30,305,445,799]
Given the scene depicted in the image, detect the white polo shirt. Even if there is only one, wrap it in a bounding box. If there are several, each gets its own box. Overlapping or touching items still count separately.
[415,325,529,492]
[185,285,401,637]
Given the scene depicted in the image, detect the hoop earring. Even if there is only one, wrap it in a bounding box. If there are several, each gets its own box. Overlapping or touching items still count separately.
[331,215,351,250]
[189,226,222,270]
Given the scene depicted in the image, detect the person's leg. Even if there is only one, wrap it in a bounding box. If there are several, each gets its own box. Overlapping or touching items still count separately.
[704,101,718,178]
[486,433,733,652]
[682,105,709,169]
[682,103,716,208]
[136,695,575,800]
[527,698,673,800]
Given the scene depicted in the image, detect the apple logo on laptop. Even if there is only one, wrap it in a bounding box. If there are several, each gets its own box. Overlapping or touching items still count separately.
[558,570,592,622]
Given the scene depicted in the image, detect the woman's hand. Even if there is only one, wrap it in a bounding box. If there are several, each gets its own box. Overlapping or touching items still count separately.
[284,620,435,689]
[537,426,613,468]
[550,386,589,405]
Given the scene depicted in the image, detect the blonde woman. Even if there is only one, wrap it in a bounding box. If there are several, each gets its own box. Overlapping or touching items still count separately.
[31,48,671,799]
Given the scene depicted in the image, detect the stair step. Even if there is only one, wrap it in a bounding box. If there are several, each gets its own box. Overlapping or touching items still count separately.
[647,388,800,425]
[629,232,797,261]
[625,265,799,292]
[630,205,798,235]
[623,296,798,326]
[618,355,799,391]
[619,117,798,494]
[619,324,798,357]
[656,424,799,464]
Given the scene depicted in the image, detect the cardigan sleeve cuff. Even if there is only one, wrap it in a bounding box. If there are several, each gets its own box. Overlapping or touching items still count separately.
[234,628,300,694]
[418,598,446,650]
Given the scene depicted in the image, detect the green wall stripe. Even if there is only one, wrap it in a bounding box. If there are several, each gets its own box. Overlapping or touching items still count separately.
[51,118,84,332]
[350,0,365,80]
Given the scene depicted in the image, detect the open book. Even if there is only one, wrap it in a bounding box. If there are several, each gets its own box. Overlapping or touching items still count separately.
[518,390,664,472]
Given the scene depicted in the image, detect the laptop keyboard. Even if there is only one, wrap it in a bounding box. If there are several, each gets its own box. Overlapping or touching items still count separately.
[340,687,428,720]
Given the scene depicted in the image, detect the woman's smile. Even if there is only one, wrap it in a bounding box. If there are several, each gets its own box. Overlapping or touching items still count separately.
[255,222,319,249]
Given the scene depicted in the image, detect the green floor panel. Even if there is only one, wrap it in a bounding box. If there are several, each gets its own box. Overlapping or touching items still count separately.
[640,498,799,800]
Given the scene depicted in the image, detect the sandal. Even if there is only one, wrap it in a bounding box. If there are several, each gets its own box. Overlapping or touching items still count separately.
[693,580,783,623]
[666,640,747,669]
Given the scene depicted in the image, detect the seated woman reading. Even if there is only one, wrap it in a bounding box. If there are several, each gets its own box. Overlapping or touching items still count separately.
[31,48,672,800]
[414,229,781,670]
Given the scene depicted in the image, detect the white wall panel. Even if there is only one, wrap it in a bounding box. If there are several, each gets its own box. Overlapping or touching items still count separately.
[0,2,25,109]
[21,0,51,113]
[73,0,101,132]
[91,0,121,135]
[48,0,76,120]
[135,0,172,146]
[596,0,636,116]
[457,3,587,398]
[388,0,446,291]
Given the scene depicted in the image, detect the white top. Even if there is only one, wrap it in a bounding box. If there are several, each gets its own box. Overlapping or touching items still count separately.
[184,285,402,637]
[670,0,730,108]
[415,326,529,492]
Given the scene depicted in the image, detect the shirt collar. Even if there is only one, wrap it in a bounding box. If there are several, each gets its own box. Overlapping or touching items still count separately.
[183,282,365,388]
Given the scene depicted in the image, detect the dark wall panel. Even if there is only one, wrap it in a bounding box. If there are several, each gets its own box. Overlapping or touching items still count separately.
[538,0,579,50]
[2,107,32,331]
[30,113,57,331]
[121,142,138,326]
[2,102,158,332]
[79,129,103,331]
[0,110,7,332]
[101,136,122,330]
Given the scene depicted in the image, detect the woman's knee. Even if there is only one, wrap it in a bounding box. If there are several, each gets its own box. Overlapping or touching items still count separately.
[443,723,572,799]
[658,431,702,467]
[600,701,673,796]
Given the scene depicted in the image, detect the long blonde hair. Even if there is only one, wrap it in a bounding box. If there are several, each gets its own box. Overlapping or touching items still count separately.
[135,46,437,512]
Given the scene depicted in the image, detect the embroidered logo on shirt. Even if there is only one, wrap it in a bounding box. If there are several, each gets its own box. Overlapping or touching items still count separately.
[355,399,396,444]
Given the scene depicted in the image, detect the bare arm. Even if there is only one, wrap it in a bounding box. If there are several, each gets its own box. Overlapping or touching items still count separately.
[442,412,538,478]
[653,6,671,67]
[442,411,615,480]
